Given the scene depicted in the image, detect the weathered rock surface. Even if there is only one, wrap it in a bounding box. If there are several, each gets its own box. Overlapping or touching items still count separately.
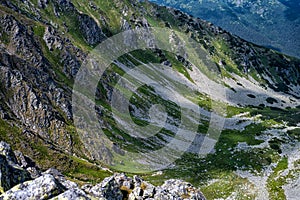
[0,14,45,67]
[14,150,41,179]
[50,188,91,200]
[43,26,64,51]
[0,142,31,194]
[0,12,80,154]
[0,174,64,200]
[89,176,123,199]
[0,141,206,199]
[154,179,206,200]
[78,14,106,45]
[42,168,78,190]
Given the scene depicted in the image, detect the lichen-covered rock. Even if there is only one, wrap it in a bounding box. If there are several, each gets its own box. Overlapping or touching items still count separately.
[154,179,206,200]
[50,188,91,200]
[127,175,155,199]
[14,151,31,168]
[14,151,37,169]
[43,168,78,190]
[26,166,41,179]
[81,184,93,194]
[14,150,41,179]
[128,187,143,200]
[0,142,17,164]
[0,174,65,200]
[93,173,207,200]
[0,145,206,200]
[141,181,156,198]
[89,176,123,200]
[0,142,31,194]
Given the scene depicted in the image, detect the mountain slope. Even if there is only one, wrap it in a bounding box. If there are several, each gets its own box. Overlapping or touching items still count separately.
[0,0,299,199]
[150,0,300,58]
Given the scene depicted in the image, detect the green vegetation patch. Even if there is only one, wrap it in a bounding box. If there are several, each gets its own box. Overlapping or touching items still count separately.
[287,128,300,141]
[0,118,112,184]
[212,38,243,78]
[250,106,300,126]
[0,30,10,45]
[267,157,288,200]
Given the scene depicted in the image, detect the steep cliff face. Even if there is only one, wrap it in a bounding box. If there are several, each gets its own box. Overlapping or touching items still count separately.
[0,0,299,199]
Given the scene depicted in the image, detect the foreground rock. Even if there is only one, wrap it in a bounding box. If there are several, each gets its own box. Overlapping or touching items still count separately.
[0,174,64,200]
[0,142,31,193]
[50,188,90,200]
[0,141,206,200]
[155,179,206,200]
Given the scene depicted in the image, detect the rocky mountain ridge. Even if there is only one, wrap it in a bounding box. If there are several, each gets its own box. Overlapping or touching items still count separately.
[0,141,206,200]
[150,0,300,58]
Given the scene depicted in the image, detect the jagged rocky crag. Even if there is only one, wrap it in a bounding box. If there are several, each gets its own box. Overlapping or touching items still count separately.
[0,0,299,199]
[0,141,206,200]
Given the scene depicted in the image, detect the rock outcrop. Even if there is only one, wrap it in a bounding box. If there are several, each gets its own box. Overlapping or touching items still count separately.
[0,142,31,193]
[0,174,65,200]
[78,14,106,45]
[0,141,206,200]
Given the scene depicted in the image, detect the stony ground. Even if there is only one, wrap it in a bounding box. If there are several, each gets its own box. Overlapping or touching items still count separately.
[0,141,206,200]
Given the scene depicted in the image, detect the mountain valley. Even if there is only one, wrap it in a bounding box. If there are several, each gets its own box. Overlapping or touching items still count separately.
[0,0,299,199]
